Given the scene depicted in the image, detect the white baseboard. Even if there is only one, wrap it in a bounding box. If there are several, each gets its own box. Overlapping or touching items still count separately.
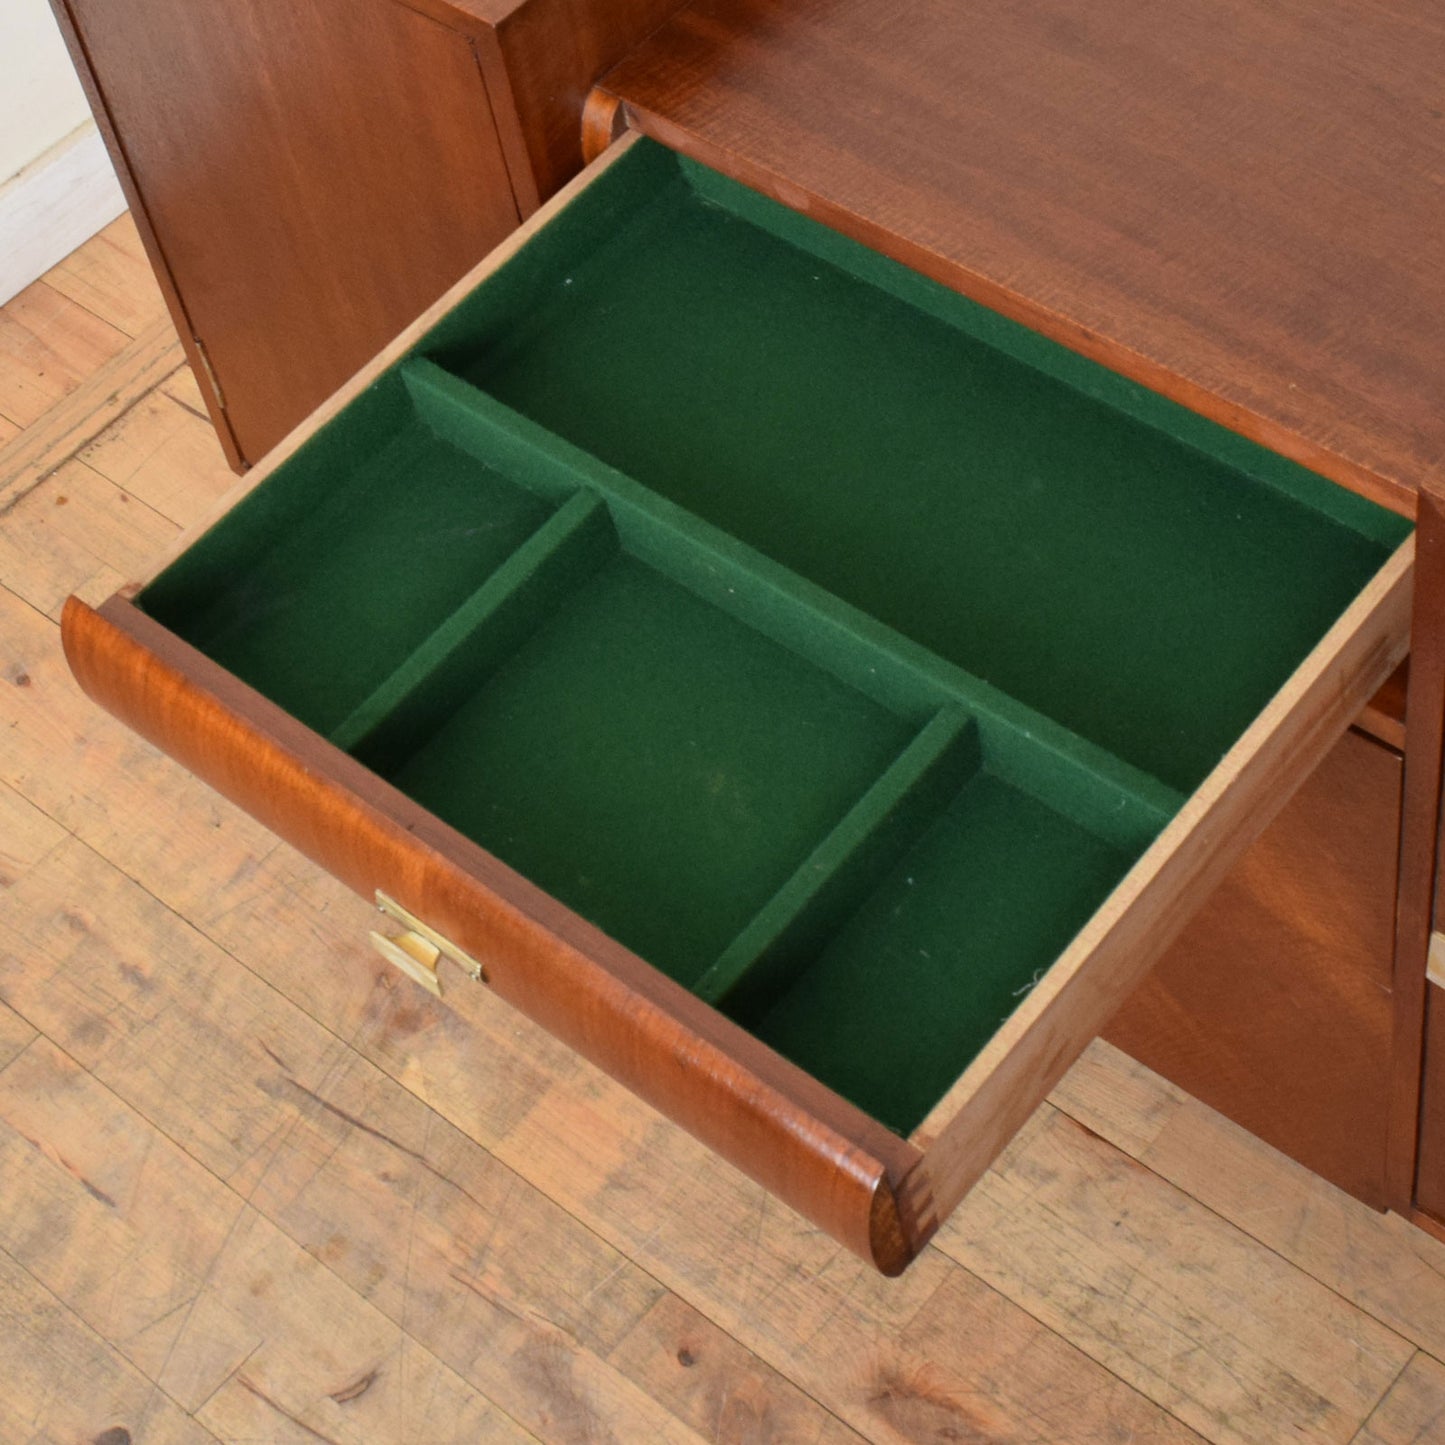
[0,122,127,306]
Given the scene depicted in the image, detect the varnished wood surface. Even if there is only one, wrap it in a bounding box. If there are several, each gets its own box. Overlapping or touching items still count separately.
[911,535,1412,1222]
[11,227,1445,1443]
[1106,727,1401,1208]
[1390,486,1445,1208]
[55,0,523,466]
[66,137,1413,1275]
[64,592,924,1272]
[601,0,1445,514]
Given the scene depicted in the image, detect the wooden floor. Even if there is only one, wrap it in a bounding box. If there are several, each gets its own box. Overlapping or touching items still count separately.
[3,222,1445,1445]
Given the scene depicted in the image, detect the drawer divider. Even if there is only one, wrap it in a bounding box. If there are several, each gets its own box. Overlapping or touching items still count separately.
[694,705,979,1017]
[328,488,614,768]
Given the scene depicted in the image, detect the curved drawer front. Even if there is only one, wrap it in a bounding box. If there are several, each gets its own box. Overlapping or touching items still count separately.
[62,135,1415,1271]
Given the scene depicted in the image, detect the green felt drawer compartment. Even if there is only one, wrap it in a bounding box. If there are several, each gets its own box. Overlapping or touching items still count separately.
[134,136,1409,1140]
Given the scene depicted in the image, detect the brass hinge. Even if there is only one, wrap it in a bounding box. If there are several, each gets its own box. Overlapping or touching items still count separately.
[1428,931,1445,992]
[370,891,485,998]
[192,336,226,411]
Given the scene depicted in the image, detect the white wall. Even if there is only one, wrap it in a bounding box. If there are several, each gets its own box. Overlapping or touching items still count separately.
[0,0,93,184]
[0,0,126,303]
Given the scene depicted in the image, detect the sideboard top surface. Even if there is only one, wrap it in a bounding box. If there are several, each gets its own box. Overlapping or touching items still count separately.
[601,0,1445,515]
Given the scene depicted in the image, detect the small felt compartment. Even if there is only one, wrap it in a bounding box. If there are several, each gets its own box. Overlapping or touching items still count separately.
[734,762,1138,1136]
[382,535,923,990]
[139,373,560,735]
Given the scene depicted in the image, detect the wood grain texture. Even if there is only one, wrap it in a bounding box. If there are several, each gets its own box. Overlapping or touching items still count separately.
[607,1293,865,1444]
[60,594,925,1273]
[0,278,131,429]
[43,213,168,340]
[55,0,522,466]
[0,1248,220,1445]
[484,0,688,202]
[78,378,240,530]
[911,537,1413,1223]
[0,839,695,1443]
[601,0,1445,514]
[1355,1354,1445,1445]
[938,1104,1414,1445]
[0,313,183,516]
[1390,489,1445,1208]
[1106,726,1401,1207]
[12,205,1442,1445]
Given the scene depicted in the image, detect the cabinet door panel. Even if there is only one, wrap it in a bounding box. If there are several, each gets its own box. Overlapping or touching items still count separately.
[1106,728,1400,1208]
[60,0,520,463]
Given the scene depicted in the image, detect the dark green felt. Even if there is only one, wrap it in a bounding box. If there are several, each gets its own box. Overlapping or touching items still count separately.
[451,146,1402,793]
[390,552,916,987]
[744,772,1135,1134]
[142,396,553,735]
[695,706,979,1013]
[332,491,612,767]
[133,138,1411,1136]
[404,356,1180,854]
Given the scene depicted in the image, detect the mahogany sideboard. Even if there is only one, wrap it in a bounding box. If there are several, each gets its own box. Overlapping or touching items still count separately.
[52,0,1445,1268]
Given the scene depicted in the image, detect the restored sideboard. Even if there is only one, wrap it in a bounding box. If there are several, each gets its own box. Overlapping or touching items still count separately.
[50,0,1445,1265]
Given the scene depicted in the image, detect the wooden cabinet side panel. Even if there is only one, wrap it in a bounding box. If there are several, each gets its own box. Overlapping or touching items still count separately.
[1105,728,1400,1209]
[58,0,522,465]
[1414,985,1445,1222]
[61,593,927,1272]
[491,0,689,204]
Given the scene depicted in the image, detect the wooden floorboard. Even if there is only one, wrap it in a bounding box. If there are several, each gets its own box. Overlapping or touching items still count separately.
[3,220,1445,1444]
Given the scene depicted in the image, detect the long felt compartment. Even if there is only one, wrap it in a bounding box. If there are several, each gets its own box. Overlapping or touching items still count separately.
[431,140,1408,796]
[136,138,1410,1136]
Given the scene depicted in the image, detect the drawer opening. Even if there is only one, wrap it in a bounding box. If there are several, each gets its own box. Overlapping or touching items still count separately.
[427,138,1410,796]
[130,135,1411,1143]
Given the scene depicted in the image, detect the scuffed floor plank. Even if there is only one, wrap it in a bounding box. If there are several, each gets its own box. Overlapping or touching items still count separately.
[1056,1039,1445,1369]
[937,1104,1412,1445]
[0,279,131,428]
[1354,1353,1445,1444]
[2,207,1438,1445]
[0,1246,220,1445]
[0,455,174,619]
[608,1291,867,1445]
[79,383,239,529]
[44,215,169,340]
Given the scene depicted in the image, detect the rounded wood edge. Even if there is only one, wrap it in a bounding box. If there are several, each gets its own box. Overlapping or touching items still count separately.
[581,87,627,164]
[870,1167,937,1276]
[61,593,926,1273]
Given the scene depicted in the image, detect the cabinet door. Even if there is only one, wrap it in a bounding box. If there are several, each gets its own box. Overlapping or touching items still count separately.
[1106,727,1401,1209]
[56,0,521,465]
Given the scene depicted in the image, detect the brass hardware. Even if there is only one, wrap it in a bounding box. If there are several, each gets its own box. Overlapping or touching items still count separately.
[192,336,226,410]
[1428,931,1445,992]
[371,891,486,999]
[369,929,443,996]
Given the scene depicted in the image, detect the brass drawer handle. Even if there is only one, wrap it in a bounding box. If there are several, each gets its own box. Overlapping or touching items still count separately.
[371,891,486,997]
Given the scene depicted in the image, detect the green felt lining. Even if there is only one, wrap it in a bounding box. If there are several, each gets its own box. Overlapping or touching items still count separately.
[431,140,1407,794]
[389,550,920,988]
[402,357,1179,853]
[332,490,612,768]
[695,706,980,1014]
[134,137,1410,1136]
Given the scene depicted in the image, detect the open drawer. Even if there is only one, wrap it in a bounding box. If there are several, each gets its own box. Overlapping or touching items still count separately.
[61,134,1414,1273]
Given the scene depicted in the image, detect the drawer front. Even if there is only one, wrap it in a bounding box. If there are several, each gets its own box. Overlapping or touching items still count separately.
[61,594,925,1273]
[61,135,1415,1272]
[1106,727,1401,1209]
